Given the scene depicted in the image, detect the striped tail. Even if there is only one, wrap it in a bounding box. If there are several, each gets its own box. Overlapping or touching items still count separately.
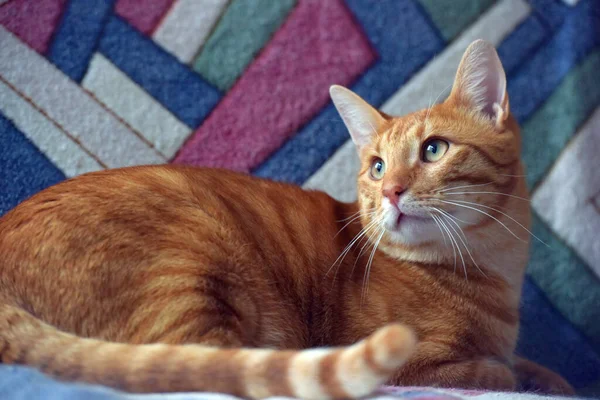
[0,305,416,399]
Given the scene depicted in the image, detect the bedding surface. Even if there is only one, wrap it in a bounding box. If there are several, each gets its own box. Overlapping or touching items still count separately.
[0,366,591,400]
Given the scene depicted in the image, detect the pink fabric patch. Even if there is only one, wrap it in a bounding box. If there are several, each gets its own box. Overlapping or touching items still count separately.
[173,0,376,172]
[0,0,67,54]
[115,0,175,35]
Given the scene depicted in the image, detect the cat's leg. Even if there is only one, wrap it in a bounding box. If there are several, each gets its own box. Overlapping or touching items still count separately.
[513,356,574,395]
[390,342,516,391]
[392,357,516,391]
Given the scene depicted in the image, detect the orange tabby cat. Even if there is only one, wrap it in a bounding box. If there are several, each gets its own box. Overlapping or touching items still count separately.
[0,40,572,398]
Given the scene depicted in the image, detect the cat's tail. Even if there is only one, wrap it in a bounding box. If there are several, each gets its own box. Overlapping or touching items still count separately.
[0,304,416,399]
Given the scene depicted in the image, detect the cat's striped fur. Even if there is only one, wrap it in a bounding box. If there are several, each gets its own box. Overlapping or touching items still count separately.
[0,40,573,398]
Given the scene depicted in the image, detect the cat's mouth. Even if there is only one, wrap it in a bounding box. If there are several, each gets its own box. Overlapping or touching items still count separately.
[384,208,429,231]
[396,213,405,226]
[381,197,431,233]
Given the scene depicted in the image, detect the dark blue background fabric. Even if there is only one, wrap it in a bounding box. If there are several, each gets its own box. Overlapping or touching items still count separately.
[0,115,65,216]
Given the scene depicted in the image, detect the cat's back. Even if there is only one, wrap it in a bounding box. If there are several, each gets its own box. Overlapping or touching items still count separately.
[0,165,340,242]
[0,166,349,342]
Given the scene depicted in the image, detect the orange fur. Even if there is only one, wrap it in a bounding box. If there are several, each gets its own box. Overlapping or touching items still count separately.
[0,40,572,398]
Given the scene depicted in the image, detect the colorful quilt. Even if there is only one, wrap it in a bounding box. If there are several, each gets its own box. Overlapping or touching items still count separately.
[1,0,600,398]
[0,365,592,400]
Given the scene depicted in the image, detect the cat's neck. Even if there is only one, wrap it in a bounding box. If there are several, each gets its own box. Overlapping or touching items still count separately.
[372,192,530,308]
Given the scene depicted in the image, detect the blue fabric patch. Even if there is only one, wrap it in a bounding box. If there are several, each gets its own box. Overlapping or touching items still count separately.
[47,0,115,82]
[255,0,600,185]
[98,15,221,129]
[253,0,445,184]
[497,15,549,76]
[0,114,65,216]
[0,366,125,400]
[509,0,600,123]
[518,277,600,388]
[528,0,572,31]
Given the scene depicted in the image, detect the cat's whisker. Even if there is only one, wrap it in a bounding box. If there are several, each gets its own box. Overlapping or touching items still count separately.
[337,209,364,223]
[327,215,384,277]
[444,216,465,278]
[433,208,488,279]
[361,227,385,304]
[442,191,531,202]
[431,208,467,243]
[446,199,549,247]
[352,222,384,275]
[437,199,527,243]
[336,216,384,285]
[427,211,448,248]
[334,209,378,238]
[437,182,493,193]
[435,212,458,275]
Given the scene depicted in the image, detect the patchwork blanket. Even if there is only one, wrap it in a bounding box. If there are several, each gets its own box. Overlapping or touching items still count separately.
[1,0,600,398]
[0,366,592,400]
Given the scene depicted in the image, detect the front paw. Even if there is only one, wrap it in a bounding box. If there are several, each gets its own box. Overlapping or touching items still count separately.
[514,357,575,396]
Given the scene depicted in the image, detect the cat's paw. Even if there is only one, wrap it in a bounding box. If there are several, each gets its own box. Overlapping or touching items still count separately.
[514,357,575,396]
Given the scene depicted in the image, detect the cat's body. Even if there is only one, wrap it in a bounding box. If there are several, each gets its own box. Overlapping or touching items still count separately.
[0,41,572,398]
[0,165,522,396]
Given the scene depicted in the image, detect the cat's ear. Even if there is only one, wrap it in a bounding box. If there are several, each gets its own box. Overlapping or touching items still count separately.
[330,85,386,148]
[450,39,509,127]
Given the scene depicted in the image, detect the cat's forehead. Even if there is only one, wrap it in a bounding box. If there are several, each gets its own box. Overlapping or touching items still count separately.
[379,113,427,164]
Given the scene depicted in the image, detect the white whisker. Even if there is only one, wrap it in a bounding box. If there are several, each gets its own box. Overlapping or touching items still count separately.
[327,215,384,277]
[362,227,385,304]
[438,199,527,243]
[434,208,488,278]
[428,211,448,247]
[349,220,386,279]
[447,199,549,247]
[438,182,493,193]
[337,209,363,222]
[443,217,467,281]
[334,210,378,238]
[442,191,531,202]
[435,213,458,274]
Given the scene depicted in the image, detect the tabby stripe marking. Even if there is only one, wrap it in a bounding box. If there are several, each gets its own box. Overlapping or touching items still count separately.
[289,349,331,399]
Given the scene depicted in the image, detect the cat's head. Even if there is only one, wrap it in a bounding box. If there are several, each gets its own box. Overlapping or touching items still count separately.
[331,40,530,266]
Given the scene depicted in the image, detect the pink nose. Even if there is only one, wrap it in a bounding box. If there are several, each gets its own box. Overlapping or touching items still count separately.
[382,184,405,205]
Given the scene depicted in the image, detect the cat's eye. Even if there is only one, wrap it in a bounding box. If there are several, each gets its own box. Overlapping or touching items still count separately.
[422,139,449,163]
[369,158,386,180]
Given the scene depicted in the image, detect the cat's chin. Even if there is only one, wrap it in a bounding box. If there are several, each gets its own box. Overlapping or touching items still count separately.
[383,215,441,246]
[381,201,439,245]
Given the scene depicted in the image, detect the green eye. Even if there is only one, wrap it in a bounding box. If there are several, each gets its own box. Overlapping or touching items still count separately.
[422,139,449,163]
[370,158,386,180]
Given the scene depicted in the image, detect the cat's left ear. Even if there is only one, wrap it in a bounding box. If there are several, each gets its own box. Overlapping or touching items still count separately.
[330,85,386,149]
[450,39,509,128]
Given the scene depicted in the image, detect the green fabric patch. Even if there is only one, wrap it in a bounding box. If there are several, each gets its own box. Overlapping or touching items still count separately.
[194,0,297,92]
[522,49,600,190]
[418,0,495,41]
[527,212,600,352]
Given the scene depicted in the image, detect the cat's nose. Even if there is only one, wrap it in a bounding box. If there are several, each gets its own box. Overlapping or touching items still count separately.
[382,184,405,206]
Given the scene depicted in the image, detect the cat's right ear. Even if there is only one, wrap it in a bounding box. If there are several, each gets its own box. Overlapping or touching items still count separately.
[330,85,386,149]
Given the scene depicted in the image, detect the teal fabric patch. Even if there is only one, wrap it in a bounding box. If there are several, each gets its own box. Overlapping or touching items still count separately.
[522,49,600,190]
[527,212,600,352]
[418,0,495,41]
[194,0,297,91]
